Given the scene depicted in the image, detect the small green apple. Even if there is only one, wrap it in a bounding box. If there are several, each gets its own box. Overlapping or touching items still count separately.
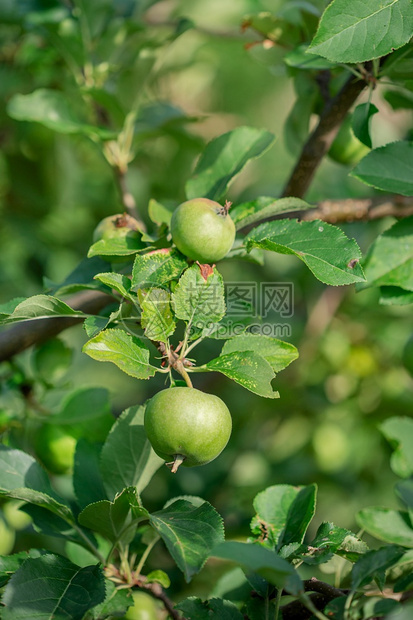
[35,424,77,475]
[125,591,159,620]
[170,198,236,263]
[328,115,370,166]
[144,387,232,472]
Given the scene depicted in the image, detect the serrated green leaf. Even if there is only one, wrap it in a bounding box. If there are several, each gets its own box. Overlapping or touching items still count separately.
[281,484,317,547]
[221,333,298,373]
[88,235,147,258]
[88,579,132,619]
[205,351,279,398]
[94,272,133,300]
[0,297,26,320]
[352,103,378,148]
[306,522,368,564]
[100,405,164,501]
[1,554,105,620]
[307,0,413,64]
[148,199,174,226]
[176,596,244,619]
[0,295,86,325]
[150,499,224,582]
[357,508,413,548]
[186,126,275,201]
[82,328,156,380]
[78,487,147,544]
[172,264,226,334]
[231,196,313,230]
[138,288,176,343]
[7,89,115,138]
[351,142,413,195]
[212,541,303,595]
[360,216,413,292]
[21,505,87,545]
[0,550,43,588]
[251,485,299,548]
[146,570,171,588]
[132,249,188,290]
[245,219,365,285]
[380,416,413,478]
[351,545,405,591]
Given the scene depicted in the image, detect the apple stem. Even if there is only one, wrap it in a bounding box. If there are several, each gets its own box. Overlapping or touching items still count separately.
[167,454,186,473]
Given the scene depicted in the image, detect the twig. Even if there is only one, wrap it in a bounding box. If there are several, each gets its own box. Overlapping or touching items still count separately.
[114,166,146,230]
[0,290,113,362]
[281,71,369,198]
[301,195,413,223]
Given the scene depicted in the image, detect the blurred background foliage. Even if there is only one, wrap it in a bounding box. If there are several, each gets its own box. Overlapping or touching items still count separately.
[0,0,412,601]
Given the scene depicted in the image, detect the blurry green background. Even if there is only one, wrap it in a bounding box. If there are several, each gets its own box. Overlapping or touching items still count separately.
[0,0,412,600]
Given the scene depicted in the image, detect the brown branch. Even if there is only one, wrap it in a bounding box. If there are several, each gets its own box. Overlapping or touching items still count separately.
[280,579,346,619]
[301,194,413,223]
[0,290,113,363]
[281,72,368,199]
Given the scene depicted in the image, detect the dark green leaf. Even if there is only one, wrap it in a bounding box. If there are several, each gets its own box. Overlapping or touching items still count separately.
[352,103,379,148]
[82,329,157,380]
[221,333,298,373]
[0,295,85,325]
[307,0,413,63]
[281,484,317,547]
[47,387,111,426]
[45,256,111,296]
[1,554,105,620]
[176,596,244,619]
[88,579,132,619]
[138,288,176,343]
[351,545,405,591]
[150,499,224,582]
[212,541,303,595]
[0,550,43,588]
[186,127,275,201]
[245,219,365,285]
[100,405,163,501]
[351,142,413,195]
[205,351,279,398]
[73,440,107,510]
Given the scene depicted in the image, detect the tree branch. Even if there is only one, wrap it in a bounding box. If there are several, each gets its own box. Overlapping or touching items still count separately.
[281,72,368,199]
[301,194,413,223]
[0,290,113,363]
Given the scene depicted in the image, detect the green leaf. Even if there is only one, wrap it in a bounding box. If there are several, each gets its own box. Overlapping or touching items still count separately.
[132,248,188,291]
[380,416,413,478]
[0,551,43,588]
[0,297,26,320]
[138,288,176,343]
[172,264,226,334]
[307,0,413,63]
[45,256,111,296]
[351,142,413,195]
[88,579,132,619]
[231,196,313,231]
[396,479,413,514]
[360,217,413,292]
[148,199,174,227]
[0,295,85,325]
[100,405,164,501]
[308,522,368,563]
[1,554,105,620]
[245,219,365,286]
[251,484,316,550]
[149,499,224,582]
[21,505,87,545]
[78,487,147,544]
[94,272,133,300]
[88,235,147,258]
[357,508,413,548]
[73,440,107,510]
[212,541,303,595]
[351,545,405,591]
[146,570,171,588]
[82,328,156,380]
[221,333,298,373]
[205,351,279,399]
[7,89,115,138]
[284,44,336,69]
[380,286,413,306]
[46,387,111,426]
[186,127,275,201]
[352,103,379,148]
[176,597,244,619]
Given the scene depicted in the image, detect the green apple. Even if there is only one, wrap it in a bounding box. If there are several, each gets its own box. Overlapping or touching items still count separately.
[93,213,142,243]
[328,115,370,166]
[170,198,236,263]
[144,387,232,472]
[0,517,15,555]
[35,424,77,475]
[125,591,159,620]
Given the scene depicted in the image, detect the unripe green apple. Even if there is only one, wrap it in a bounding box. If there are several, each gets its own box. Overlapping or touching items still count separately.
[125,591,159,620]
[0,517,15,555]
[93,213,142,243]
[144,387,232,472]
[3,501,32,531]
[170,198,236,263]
[35,424,77,475]
[328,115,370,166]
